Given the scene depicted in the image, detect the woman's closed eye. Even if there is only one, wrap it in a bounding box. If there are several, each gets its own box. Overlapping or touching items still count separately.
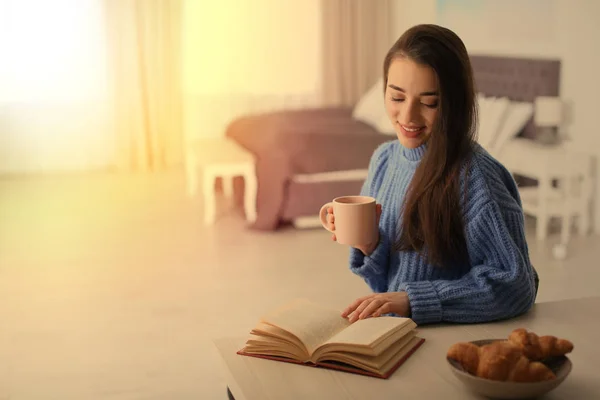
[390,97,438,108]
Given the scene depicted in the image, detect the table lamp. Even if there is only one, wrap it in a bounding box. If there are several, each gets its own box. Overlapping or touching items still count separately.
[534,96,563,144]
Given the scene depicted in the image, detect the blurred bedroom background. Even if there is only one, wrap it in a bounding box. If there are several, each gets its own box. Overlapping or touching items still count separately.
[1,0,599,398]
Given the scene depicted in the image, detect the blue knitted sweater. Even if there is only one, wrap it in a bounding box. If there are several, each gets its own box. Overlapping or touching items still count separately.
[349,140,537,325]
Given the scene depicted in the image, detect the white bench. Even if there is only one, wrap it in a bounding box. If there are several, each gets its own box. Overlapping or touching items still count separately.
[186,138,257,225]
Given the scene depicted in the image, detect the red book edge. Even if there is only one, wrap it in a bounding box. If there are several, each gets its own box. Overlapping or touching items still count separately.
[236,337,425,380]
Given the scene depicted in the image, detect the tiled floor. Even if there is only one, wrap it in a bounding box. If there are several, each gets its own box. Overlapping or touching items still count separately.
[1,171,598,399]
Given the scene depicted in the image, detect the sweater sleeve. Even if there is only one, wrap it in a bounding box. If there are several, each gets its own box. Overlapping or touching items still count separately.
[348,142,394,293]
[397,201,537,325]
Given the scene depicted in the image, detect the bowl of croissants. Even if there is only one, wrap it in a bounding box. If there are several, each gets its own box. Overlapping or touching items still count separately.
[446,328,574,399]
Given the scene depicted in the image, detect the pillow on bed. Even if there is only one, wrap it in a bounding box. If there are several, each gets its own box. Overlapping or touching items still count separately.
[376,113,396,136]
[476,94,510,151]
[490,100,534,156]
[352,78,387,131]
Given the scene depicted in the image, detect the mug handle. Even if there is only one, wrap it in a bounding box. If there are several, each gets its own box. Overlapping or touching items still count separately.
[319,202,334,232]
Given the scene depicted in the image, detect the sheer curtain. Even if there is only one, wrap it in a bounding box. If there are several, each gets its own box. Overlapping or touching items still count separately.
[320,0,392,107]
[103,0,184,171]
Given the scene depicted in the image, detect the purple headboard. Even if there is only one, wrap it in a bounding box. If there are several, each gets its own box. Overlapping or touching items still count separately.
[469,54,561,139]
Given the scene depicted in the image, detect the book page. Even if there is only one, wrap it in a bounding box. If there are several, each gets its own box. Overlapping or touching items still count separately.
[251,322,304,350]
[246,331,299,350]
[317,335,423,377]
[373,336,423,375]
[322,316,415,349]
[260,299,350,355]
[243,333,307,360]
[317,332,417,370]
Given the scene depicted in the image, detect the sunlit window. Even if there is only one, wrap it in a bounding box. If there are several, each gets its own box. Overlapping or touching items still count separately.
[0,0,107,103]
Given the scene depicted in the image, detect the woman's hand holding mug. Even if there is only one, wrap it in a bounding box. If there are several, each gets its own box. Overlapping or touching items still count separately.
[319,196,382,256]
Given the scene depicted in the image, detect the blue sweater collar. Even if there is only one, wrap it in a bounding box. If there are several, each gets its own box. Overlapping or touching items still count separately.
[401,142,427,162]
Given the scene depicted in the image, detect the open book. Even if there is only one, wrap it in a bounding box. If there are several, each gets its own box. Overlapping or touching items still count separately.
[237,299,425,379]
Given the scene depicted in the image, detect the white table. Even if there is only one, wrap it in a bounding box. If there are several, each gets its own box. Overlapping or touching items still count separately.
[497,138,594,242]
[186,138,257,225]
[215,296,600,399]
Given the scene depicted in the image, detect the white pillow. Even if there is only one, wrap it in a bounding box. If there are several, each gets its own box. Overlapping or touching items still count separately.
[376,113,396,136]
[476,94,510,151]
[490,101,534,155]
[352,78,387,132]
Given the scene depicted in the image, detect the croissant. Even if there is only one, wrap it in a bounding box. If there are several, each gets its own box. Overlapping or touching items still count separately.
[447,341,556,382]
[508,328,574,361]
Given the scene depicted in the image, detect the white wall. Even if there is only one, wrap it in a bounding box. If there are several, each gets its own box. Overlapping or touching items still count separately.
[183,0,321,96]
[390,0,600,233]
[182,0,322,140]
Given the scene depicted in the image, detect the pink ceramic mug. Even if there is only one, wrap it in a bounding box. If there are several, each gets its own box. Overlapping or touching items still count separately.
[319,196,378,246]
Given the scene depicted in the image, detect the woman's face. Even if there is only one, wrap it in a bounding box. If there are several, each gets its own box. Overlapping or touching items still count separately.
[385,57,440,149]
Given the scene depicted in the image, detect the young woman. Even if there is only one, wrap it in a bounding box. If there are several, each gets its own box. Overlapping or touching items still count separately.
[325,24,539,325]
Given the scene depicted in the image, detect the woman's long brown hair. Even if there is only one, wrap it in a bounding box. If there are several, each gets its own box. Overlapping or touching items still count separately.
[386,24,477,268]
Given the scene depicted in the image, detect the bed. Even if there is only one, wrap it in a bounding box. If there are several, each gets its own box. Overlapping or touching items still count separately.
[225,107,392,230]
[225,54,580,233]
[470,55,560,155]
